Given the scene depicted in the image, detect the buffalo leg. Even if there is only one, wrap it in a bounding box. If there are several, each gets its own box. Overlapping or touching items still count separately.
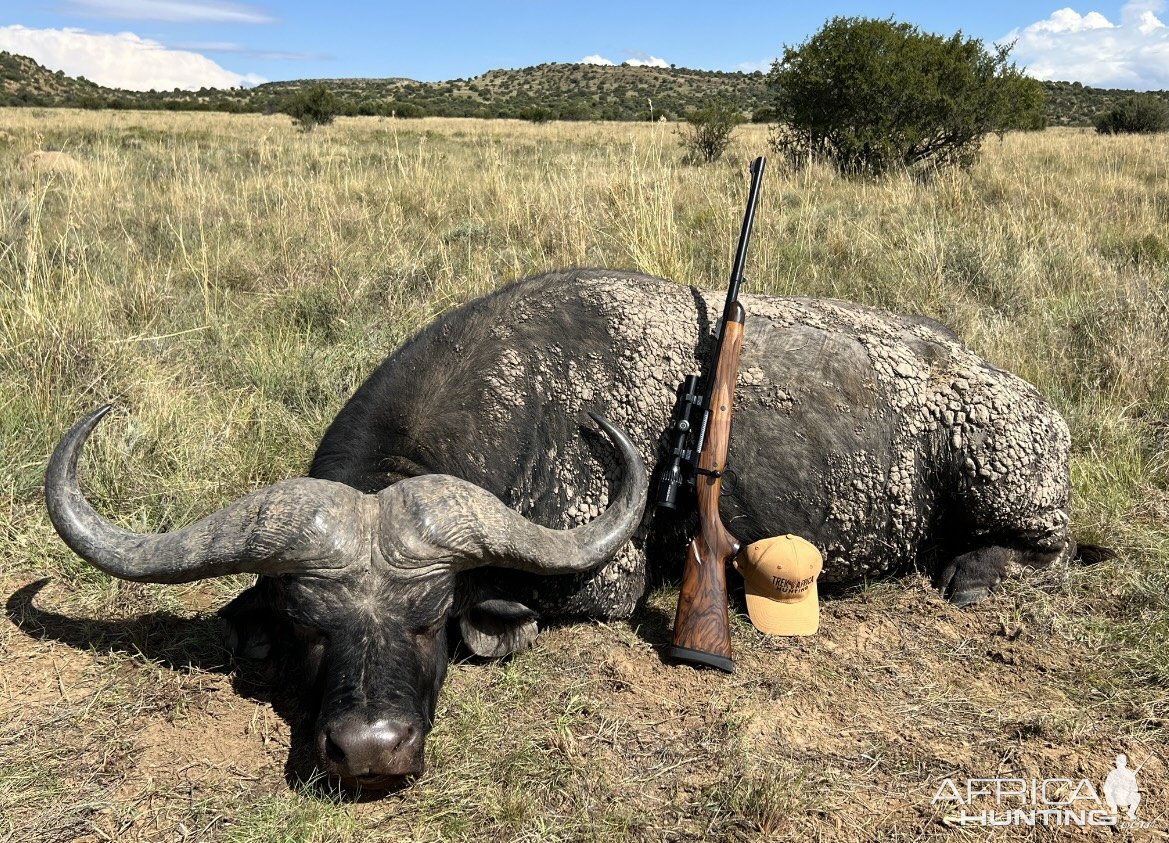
[937,544,1065,607]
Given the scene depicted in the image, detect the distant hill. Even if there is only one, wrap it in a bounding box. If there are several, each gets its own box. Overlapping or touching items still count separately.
[1042,80,1169,127]
[0,51,107,104]
[1,50,1166,127]
[0,51,770,120]
[249,63,773,121]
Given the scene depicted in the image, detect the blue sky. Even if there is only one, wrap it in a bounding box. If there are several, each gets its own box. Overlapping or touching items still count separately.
[2,0,1167,91]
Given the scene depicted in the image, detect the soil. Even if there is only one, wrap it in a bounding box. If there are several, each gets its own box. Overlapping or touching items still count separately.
[2,567,1165,842]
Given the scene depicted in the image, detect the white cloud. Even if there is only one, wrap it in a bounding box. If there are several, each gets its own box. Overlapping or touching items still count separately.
[578,53,670,68]
[622,55,669,68]
[1005,0,1169,89]
[1136,7,1167,32]
[0,25,266,90]
[1026,7,1114,32]
[65,0,274,24]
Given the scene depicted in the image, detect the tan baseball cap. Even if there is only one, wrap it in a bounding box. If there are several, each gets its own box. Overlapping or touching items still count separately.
[734,535,823,636]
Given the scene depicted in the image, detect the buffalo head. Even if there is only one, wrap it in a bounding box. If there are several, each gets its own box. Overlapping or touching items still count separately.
[45,405,647,789]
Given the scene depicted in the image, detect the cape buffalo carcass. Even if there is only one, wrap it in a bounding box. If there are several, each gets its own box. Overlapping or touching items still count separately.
[46,269,1089,790]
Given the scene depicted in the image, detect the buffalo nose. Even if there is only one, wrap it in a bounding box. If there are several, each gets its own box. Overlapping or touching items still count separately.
[321,718,423,780]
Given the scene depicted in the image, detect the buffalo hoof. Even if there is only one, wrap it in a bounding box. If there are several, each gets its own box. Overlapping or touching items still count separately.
[944,584,994,608]
[937,546,1011,607]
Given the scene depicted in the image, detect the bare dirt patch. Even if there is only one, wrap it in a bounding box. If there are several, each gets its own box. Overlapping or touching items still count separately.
[3,559,1167,842]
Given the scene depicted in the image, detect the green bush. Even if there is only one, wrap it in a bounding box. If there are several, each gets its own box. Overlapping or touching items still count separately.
[518,105,554,123]
[1094,95,1169,134]
[751,105,778,124]
[678,99,745,164]
[281,84,339,132]
[768,17,1046,175]
[389,101,427,118]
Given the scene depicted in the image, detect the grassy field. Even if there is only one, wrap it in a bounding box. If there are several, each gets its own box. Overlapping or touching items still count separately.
[1,110,1167,842]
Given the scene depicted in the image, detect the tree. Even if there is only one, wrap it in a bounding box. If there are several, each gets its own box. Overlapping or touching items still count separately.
[678,99,745,164]
[767,17,1046,175]
[1094,95,1169,134]
[282,84,339,132]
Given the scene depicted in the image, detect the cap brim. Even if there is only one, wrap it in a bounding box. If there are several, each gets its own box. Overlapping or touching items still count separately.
[744,581,819,636]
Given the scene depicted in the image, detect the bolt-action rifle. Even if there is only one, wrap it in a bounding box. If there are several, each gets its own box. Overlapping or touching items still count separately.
[656,156,766,673]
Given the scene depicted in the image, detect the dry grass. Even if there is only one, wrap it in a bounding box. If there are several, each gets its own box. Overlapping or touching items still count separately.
[1,110,1167,841]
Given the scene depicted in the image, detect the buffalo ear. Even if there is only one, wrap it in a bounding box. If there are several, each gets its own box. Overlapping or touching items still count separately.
[457,598,538,658]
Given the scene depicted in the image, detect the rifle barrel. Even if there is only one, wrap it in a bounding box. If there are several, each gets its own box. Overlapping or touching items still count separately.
[724,156,766,317]
[695,156,765,459]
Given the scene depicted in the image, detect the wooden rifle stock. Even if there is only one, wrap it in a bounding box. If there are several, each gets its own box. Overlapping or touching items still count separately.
[665,303,746,673]
[661,155,764,674]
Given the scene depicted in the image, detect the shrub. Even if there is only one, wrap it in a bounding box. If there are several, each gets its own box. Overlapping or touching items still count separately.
[678,99,744,164]
[768,17,1046,176]
[1094,95,1169,134]
[751,105,778,124]
[281,84,339,132]
[518,105,554,123]
[388,101,427,118]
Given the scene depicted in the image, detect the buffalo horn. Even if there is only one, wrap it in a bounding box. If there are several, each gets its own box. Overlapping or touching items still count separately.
[382,413,648,574]
[45,405,367,583]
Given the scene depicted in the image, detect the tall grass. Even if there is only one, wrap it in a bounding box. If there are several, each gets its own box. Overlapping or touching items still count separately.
[1,110,1167,841]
